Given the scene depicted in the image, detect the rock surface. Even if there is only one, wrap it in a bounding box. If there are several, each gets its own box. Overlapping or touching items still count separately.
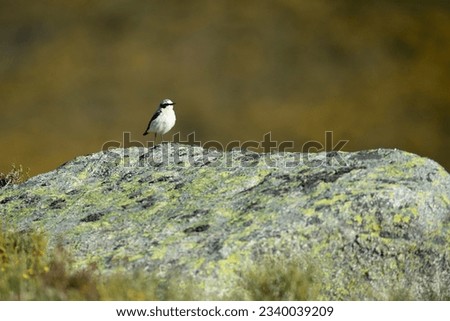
[1,144,449,299]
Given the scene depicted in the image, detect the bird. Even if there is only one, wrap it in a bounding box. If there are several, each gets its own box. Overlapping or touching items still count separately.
[143,98,176,143]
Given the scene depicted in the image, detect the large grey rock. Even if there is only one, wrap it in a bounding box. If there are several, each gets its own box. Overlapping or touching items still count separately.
[1,144,449,299]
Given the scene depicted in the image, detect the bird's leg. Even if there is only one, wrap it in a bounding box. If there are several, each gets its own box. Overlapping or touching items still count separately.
[161,134,164,144]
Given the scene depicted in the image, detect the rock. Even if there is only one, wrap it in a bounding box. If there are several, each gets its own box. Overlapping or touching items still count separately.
[1,144,449,299]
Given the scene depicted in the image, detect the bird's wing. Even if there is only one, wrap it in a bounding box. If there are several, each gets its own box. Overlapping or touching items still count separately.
[143,109,161,135]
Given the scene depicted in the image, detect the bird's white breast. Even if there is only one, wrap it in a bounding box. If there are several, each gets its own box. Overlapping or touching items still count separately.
[149,106,176,135]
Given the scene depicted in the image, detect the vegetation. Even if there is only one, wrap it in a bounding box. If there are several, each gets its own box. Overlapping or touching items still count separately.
[0,165,29,188]
[236,256,320,300]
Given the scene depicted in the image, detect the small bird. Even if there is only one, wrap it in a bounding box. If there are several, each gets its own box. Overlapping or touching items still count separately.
[143,98,176,142]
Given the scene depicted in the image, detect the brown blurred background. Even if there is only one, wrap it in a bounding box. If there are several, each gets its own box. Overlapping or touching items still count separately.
[1,0,449,176]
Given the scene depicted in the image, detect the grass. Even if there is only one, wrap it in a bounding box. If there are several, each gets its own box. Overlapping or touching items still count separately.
[0,165,29,188]
[235,256,320,300]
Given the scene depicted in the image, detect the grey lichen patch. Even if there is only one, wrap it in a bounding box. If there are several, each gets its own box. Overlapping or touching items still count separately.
[1,144,449,300]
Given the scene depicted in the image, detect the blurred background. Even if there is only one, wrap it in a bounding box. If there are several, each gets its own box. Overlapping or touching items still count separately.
[1,0,449,176]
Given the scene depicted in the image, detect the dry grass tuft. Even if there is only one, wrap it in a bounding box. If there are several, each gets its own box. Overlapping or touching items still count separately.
[0,165,29,188]
[235,256,321,300]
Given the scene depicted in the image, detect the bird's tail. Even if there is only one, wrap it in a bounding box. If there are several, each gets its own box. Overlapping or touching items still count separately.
[143,131,148,136]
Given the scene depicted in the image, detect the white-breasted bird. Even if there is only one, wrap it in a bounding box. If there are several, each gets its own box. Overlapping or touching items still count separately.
[143,98,176,142]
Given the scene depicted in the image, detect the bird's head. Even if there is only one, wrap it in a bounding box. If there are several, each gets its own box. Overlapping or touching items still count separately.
[160,99,176,108]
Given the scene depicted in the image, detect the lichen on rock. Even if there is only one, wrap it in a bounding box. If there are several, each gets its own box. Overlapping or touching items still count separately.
[1,144,449,299]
